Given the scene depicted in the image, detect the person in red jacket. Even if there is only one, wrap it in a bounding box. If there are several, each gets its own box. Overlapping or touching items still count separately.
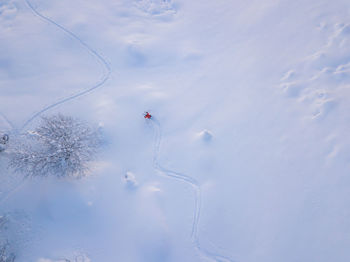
[144,112,152,119]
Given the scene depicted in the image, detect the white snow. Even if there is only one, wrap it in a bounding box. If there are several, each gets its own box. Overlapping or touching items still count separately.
[1,0,350,261]
[123,171,138,189]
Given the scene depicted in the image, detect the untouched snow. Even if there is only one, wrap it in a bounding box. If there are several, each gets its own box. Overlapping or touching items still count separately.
[1,0,350,261]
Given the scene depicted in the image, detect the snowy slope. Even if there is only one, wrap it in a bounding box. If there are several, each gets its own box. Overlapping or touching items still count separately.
[1,0,350,261]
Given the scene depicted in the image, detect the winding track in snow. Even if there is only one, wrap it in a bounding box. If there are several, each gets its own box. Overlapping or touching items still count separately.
[0,0,110,205]
[151,119,234,262]
[3,3,233,261]
[0,113,15,131]
[21,0,111,131]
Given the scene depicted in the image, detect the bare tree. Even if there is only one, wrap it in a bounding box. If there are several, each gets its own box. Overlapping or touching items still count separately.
[9,114,100,178]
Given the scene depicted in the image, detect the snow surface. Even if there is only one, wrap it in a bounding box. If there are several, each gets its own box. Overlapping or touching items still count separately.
[1,0,350,261]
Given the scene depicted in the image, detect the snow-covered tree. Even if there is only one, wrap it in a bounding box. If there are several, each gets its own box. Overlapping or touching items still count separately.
[9,114,100,178]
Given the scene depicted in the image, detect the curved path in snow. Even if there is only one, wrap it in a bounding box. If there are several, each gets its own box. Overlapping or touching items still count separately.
[0,0,110,205]
[152,119,234,262]
[21,0,111,131]
[0,113,15,131]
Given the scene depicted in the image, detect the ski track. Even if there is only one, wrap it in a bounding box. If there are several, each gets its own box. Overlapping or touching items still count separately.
[0,112,15,131]
[151,119,234,262]
[21,0,111,132]
[2,2,234,261]
[1,0,110,206]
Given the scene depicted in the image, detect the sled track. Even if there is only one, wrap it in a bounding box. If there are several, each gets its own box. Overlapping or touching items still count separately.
[0,112,15,131]
[21,0,111,131]
[1,0,110,205]
[152,119,234,262]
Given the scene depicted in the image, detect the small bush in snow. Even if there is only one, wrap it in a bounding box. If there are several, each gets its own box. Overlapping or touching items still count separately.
[9,114,100,178]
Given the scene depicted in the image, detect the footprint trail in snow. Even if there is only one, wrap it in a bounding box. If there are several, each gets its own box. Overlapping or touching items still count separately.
[1,0,110,205]
[21,0,111,131]
[151,119,234,262]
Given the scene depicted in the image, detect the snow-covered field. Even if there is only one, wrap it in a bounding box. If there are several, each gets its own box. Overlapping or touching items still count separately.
[1,0,350,261]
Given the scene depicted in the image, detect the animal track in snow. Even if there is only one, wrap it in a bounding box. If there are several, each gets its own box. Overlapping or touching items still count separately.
[280,22,350,119]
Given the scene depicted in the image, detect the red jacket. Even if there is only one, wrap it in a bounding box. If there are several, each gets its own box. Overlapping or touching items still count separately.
[144,112,151,119]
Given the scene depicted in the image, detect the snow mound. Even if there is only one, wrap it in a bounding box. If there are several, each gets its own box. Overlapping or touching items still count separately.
[123,171,138,189]
[198,129,213,142]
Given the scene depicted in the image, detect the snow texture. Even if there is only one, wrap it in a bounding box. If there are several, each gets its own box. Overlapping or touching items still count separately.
[1,0,350,261]
[123,171,138,189]
[37,254,90,262]
[0,216,15,262]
